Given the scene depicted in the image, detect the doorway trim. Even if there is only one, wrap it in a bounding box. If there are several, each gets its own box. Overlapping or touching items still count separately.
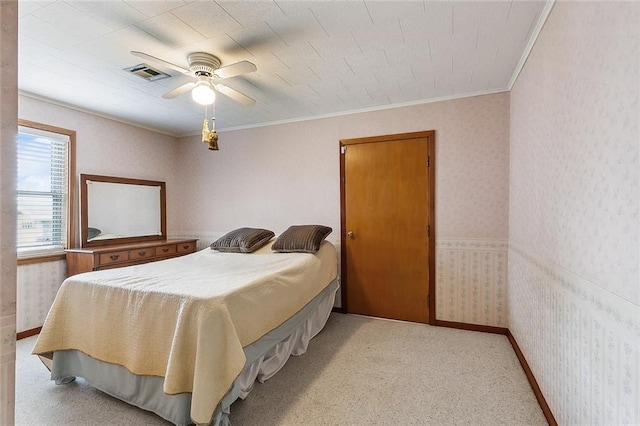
[339,130,436,325]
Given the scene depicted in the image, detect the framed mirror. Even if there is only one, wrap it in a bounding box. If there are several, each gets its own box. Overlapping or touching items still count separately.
[80,174,166,247]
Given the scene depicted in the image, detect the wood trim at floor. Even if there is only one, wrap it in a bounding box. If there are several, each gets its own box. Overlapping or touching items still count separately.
[434,319,508,335]
[506,330,558,426]
[17,327,41,340]
[435,320,556,425]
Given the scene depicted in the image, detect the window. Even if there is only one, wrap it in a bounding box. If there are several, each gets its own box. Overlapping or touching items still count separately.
[17,120,75,261]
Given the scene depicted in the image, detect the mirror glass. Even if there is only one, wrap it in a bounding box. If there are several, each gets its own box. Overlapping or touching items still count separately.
[80,174,166,247]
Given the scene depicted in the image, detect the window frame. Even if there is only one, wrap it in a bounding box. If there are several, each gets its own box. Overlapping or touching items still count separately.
[17,119,76,265]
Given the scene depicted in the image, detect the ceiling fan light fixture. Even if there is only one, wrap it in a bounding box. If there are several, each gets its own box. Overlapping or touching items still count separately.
[191,79,216,105]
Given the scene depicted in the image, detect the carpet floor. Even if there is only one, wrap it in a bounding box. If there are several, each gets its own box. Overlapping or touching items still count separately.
[16,313,547,425]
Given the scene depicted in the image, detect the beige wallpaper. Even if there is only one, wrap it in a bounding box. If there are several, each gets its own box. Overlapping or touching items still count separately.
[175,93,510,324]
[509,1,639,424]
[16,261,65,333]
[437,238,507,327]
[0,1,18,423]
[175,93,510,240]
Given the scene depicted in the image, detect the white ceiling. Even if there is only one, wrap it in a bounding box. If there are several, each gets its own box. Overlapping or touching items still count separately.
[18,0,549,136]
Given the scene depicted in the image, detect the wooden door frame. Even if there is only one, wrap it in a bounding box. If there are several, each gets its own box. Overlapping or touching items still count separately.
[339,130,436,325]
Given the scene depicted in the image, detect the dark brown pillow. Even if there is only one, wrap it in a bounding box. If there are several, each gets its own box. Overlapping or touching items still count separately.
[272,225,332,253]
[87,227,101,240]
[210,228,275,253]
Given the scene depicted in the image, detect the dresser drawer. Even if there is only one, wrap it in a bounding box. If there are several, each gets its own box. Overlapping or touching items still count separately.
[177,241,196,253]
[66,239,198,276]
[155,245,176,256]
[129,247,154,260]
[99,250,129,266]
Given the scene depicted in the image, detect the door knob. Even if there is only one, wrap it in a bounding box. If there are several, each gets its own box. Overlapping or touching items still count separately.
[347,231,354,239]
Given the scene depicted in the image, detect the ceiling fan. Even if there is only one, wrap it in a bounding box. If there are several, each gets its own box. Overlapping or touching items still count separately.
[130,51,257,106]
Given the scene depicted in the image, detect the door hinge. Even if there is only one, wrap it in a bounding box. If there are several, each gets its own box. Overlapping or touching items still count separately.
[427,294,430,307]
[427,225,430,237]
[341,145,347,154]
[427,155,430,167]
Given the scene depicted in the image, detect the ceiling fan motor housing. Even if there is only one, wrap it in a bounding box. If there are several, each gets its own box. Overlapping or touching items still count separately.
[188,52,221,76]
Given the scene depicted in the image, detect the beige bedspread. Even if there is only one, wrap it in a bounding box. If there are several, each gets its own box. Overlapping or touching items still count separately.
[33,240,337,424]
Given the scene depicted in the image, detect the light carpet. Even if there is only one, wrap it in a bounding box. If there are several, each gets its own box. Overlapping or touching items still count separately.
[16,313,547,425]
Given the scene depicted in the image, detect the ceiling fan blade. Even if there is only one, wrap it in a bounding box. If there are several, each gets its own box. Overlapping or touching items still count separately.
[162,82,196,99]
[213,60,257,79]
[215,84,256,106]
[131,51,191,75]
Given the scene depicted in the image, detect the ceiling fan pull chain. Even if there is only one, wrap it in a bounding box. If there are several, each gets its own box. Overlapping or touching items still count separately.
[201,104,210,144]
[207,102,219,151]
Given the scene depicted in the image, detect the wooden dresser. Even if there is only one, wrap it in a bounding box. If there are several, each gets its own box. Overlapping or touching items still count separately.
[65,238,198,276]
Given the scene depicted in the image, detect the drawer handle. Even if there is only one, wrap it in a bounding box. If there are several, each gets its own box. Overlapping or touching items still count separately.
[162,248,169,253]
[138,251,146,256]
[109,254,120,261]
[183,245,190,249]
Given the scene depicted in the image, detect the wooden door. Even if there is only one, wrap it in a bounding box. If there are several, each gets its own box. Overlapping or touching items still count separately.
[340,131,435,324]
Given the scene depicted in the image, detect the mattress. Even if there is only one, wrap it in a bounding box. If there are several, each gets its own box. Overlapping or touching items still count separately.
[33,240,338,424]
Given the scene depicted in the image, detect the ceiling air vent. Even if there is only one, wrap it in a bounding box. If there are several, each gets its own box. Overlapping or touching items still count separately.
[124,63,170,81]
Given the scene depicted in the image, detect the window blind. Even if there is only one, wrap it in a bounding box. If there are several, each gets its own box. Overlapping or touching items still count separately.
[17,126,69,256]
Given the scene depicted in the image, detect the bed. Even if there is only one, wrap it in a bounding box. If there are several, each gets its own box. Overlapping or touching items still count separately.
[32,236,338,425]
